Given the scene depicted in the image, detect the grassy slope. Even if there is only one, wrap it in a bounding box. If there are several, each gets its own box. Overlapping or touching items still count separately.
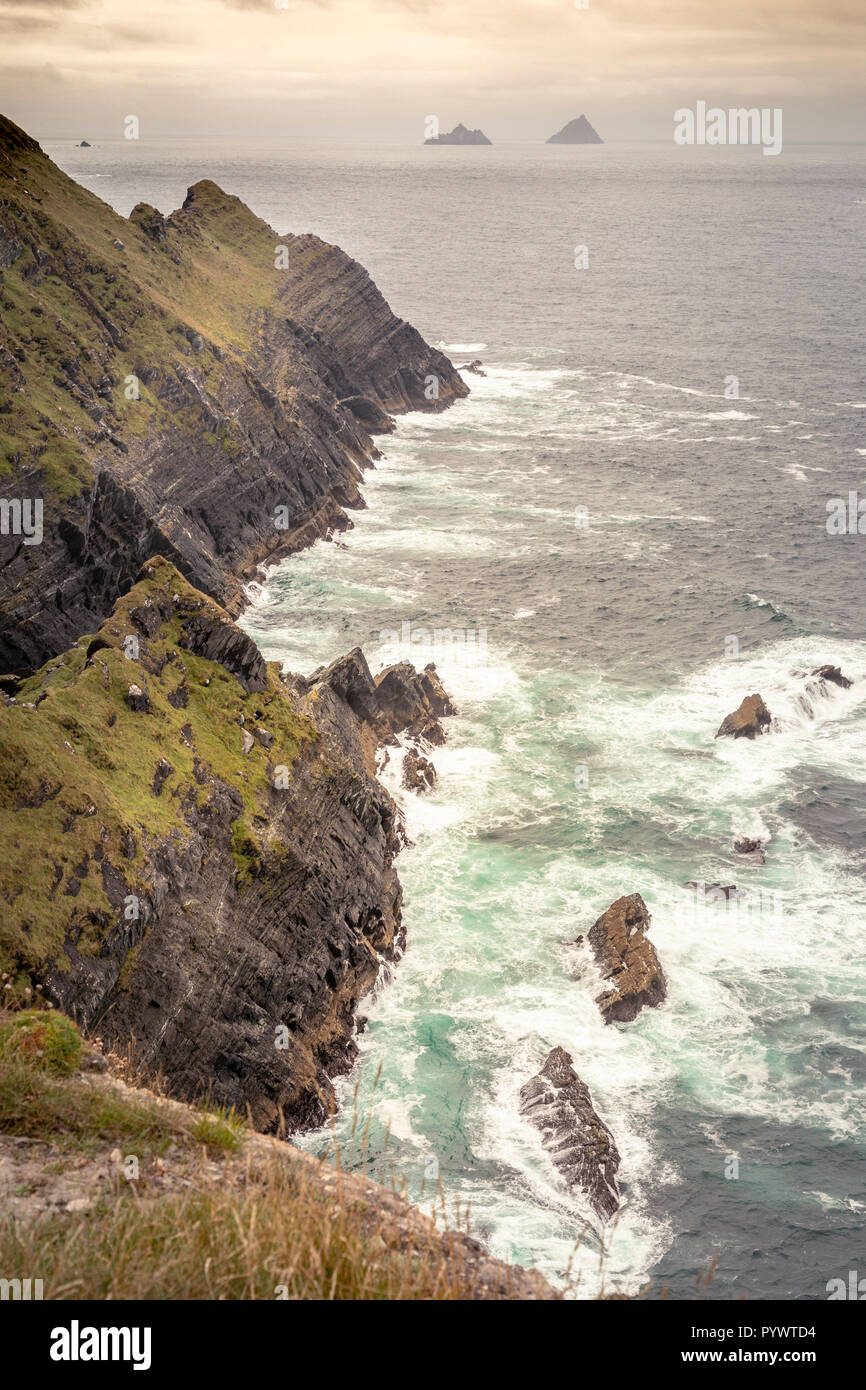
[0,114,335,500]
[0,1010,554,1300]
[0,554,317,980]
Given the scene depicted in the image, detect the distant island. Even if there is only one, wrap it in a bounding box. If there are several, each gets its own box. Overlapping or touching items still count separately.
[78,140,91,147]
[546,115,603,145]
[425,123,491,146]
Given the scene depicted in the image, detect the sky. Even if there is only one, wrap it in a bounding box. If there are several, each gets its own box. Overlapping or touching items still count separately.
[1,0,865,143]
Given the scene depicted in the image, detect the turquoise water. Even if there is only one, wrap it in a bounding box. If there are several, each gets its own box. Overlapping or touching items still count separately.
[241,360,866,1299]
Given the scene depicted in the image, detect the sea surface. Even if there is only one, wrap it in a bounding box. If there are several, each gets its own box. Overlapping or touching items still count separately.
[47,136,866,1298]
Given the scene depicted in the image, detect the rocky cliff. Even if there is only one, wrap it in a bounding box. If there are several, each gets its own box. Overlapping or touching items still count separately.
[0,114,467,674]
[0,556,454,1132]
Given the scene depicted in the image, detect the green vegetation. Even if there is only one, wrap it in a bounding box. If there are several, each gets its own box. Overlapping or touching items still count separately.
[0,556,317,981]
[0,113,336,502]
[0,1010,502,1299]
[0,1007,83,1075]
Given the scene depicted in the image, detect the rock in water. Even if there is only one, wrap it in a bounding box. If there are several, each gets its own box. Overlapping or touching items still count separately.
[519,1047,621,1221]
[810,665,852,689]
[586,893,666,1024]
[715,693,772,739]
[546,115,603,145]
[425,123,492,145]
[402,748,436,792]
[734,837,766,863]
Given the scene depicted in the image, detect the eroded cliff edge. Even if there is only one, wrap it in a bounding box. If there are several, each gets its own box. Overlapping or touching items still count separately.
[0,556,458,1132]
[0,114,467,673]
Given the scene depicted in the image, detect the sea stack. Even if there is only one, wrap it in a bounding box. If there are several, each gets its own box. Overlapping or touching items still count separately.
[425,123,492,146]
[519,1047,621,1221]
[585,893,667,1024]
[546,115,603,145]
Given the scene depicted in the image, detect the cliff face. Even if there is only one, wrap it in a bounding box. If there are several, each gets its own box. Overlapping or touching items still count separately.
[0,114,467,674]
[0,557,451,1132]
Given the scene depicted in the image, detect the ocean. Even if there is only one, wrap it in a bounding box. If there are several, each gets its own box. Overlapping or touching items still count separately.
[46,136,866,1298]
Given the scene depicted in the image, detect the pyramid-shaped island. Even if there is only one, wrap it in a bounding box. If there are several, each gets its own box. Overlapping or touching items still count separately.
[546,115,603,144]
[425,123,492,146]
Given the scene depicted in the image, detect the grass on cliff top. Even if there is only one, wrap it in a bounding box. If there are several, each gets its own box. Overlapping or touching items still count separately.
[0,114,347,498]
[0,555,317,980]
[0,1009,500,1300]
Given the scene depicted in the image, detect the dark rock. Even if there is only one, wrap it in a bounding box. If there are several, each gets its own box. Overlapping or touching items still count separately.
[179,611,267,693]
[586,893,666,1024]
[458,359,486,377]
[715,693,771,739]
[519,1046,620,1221]
[130,203,168,244]
[254,726,274,749]
[733,838,766,863]
[811,665,852,689]
[126,683,149,712]
[402,749,436,793]
[340,395,394,433]
[152,758,173,795]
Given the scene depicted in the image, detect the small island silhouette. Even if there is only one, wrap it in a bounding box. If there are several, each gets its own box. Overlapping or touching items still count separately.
[546,115,603,144]
[425,123,491,146]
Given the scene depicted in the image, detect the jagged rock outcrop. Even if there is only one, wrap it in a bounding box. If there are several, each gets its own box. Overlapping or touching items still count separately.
[715,693,772,739]
[585,893,666,1024]
[519,1047,620,1221]
[0,557,454,1133]
[402,749,436,793]
[425,124,492,146]
[0,113,467,674]
[546,116,603,145]
[300,648,455,778]
[734,837,766,863]
[811,664,852,689]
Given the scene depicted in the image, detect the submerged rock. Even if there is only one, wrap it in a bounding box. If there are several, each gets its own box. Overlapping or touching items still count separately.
[519,1046,620,1221]
[715,693,771,739]
[733,837,766,863]
[458,359,486,377]
[586,892,666,1024]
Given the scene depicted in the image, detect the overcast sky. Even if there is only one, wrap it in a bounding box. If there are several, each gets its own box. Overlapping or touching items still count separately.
[1,0,865,142]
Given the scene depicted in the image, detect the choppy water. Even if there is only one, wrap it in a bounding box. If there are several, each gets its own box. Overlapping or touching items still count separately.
[49,137,866,1298]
